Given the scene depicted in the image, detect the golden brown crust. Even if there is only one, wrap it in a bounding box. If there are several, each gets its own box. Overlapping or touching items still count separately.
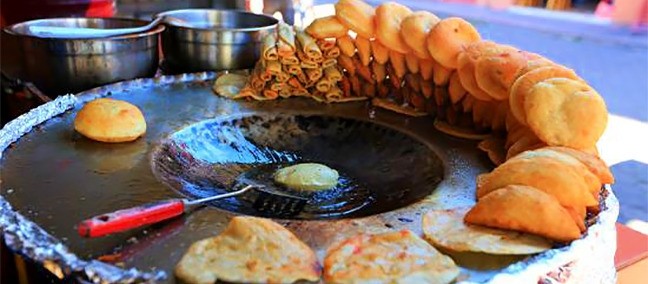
[74,98,146,143]
[334,0,376,39]
[427,17,481,69]
[175,217,320,284]
[323,230,459,283]
[375,2,413,54]
[306,16,349,39]
[400,11,440,59]
[465,185,583,242]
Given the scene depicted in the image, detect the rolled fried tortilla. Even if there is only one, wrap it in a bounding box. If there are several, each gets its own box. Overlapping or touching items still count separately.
[325,46,341,59]
[324,67,342,82]
[250,74,265,90]
[288,77,304,89]
[237,86,256,99]
[286,64,302,75]
[300,61,319,69]
[325,86,344,101]
[275,72,290,83]
[277,23,296,57]
[322,58,337,69]
[262,32,279,61]
[263,89,279,100]
[270,82,286,91]
[295,29,323,60]
[337,35,356,57]
[305,68,323,83]
[266,60,282,75]
[280,55,299,65]
[316,78,332,92]
[317,38,337,51]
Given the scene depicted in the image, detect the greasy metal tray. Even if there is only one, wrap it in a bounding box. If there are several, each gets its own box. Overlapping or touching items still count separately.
[0,72,619,283]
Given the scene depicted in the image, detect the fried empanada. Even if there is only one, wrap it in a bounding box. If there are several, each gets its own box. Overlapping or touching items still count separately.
[509,65,581,124]
[323,230,459,284]
[465,185,583,242]
[474,49,528,100]
[375,2,412,53]
[175,217,320,284]
[476,156,598,222]
[448,71,467,104]
[427,17,481,69]
[334,0,376,39]
[400,11,440,59]
[544,146,614,184]
[525,78,608,150]
[305,16,349,39]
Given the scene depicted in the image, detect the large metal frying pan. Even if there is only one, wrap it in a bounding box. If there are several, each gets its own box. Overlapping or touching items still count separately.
[0,72,619,283]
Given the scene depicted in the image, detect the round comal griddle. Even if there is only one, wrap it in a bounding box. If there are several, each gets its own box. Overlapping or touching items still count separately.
[0,72,619,283]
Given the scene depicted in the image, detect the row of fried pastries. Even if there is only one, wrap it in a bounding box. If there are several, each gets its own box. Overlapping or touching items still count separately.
[304,0,608,152]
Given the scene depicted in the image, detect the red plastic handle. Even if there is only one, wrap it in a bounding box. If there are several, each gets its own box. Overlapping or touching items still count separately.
[77,199,185,238]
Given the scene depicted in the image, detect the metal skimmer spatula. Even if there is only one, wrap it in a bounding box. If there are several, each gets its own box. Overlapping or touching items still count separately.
[77,184,308,238]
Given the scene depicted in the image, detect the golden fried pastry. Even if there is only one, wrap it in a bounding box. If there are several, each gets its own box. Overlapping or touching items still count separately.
[74,98,146,143]
[448,71,467,104]
[372,98,428,117]
[336,34,356,57]
[323,230,459,284]
[375,2,412,53]
[490,101,508,131]
[525,78,608,150]
[456,41,511,101]
[433,59,453,86]
[175,216,320,284]
[477,155,598,222]
[305,16,349,39]
[400,11,440,59]
[389,50,408,78]
[478,137,506,166]
[427,17,481,69]
[423,207,551,254]
[419,58,434,81]
[545,146,614,184]
[509,65,581,124]
[465,185,583,242]
[509,147,603,200]
[474,49,528,100]
[355,36,371,66]
[405,53,420,74]
[213,73,249,98]
[505,132,545,160]
[335,0,376,39]
[371,39,390,65]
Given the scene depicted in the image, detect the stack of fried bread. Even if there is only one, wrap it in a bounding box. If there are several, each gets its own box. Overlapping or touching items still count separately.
[215,0,615,244]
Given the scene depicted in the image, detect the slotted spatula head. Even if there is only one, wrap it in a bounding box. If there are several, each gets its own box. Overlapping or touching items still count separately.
[252,187,308,217]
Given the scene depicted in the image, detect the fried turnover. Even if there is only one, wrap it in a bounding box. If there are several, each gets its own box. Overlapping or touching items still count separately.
[525,78,608,150]
[465,185,583,242]
[175,216,320,284]
[334,0,376,39]
[509,65,581,124]
[401,11,440,59]
[323,230,459,283]
[427,17,481,69]
[375,2,413,54]
[474,49,528,100]
[545,146,614,184]
[306,16,349,39]
[74,98,146,143]
[423,207,552,254]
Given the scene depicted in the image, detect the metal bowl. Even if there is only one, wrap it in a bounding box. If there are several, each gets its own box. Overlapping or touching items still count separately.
[2,18,163,98]
[157,9,278,73]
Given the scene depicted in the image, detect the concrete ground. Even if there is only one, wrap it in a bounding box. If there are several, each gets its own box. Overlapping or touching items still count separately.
[362,0,648,231]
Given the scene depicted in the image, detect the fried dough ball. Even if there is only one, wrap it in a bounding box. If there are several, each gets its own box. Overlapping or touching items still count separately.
[334,0,376,39]
[74,98,146,143]
[427,17,481,69]
[400,11,440,59]
[509,65,581,124]
[525,78,608,150]
[375,2,413,54]
[305,16,349,39]
[465,185,583,242]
